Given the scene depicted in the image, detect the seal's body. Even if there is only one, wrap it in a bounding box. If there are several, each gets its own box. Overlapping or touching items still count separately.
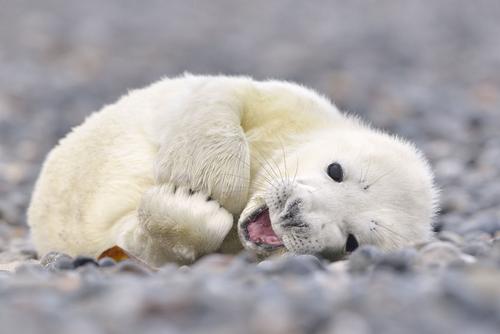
[28,75,438,266]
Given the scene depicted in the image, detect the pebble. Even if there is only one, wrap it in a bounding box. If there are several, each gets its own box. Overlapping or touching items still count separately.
[348,245,383,273]
[416,242,476,270]
[113,259,152,276]
[191,254,235,273]
[257,254,326,276]
[97,257,117,267]
[443,265,500,317]
[14,262,45,276]
[40,252,75,271]
[72,256,99,268]
[374,248,417,273]
[460,241,491,258]
[437,231,464,246]
[488,238,500,263]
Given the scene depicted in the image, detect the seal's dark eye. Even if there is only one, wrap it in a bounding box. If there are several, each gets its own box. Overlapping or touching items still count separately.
[327,162,343,182]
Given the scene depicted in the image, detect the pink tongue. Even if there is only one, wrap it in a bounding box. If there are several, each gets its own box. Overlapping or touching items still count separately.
[247,210,283,246]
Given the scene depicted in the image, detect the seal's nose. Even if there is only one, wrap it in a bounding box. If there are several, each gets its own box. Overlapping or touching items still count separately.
[279,199,308,230]
[279,199,307,229]
[280,199,302,220]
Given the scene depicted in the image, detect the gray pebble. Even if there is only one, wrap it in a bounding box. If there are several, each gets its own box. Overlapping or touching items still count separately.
[437,231,464,246]
[348,245,383,273]
[460,241,491,258]
[443,265,500,318]
[177,265,191,274]
[191,254,235,273]
[3,237,37,261]
[0,270,11,279]
[113,260,152,276]
[463,231,492,243]
[55,258,76,270]
[374,248,417,273]
[416,242,475,270]
[73,256,99,268]
[40,251,67,266]
[97,257,117,267]
[488,238,500,262]
[0,195,26,225]
[14,262,45,276]
[40,252,75,271]
[257,254,325,276]
[463,214,500,236]
[156,263,178,277]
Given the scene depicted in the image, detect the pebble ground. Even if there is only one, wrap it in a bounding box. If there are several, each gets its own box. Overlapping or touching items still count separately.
[1,1,500,333]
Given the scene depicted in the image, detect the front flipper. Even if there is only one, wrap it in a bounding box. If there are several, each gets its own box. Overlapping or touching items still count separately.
[116,184,233,266]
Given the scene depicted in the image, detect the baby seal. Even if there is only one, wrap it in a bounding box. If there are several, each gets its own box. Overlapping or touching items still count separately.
[28,74,438,266]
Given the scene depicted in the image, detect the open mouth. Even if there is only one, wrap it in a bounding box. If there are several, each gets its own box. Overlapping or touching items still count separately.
[242,206,284,250]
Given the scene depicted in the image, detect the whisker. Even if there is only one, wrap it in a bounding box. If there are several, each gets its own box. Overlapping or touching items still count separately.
[257,147,284,188]
[251,149,281,185]
[356,149,364,183]
[278,138,290,187]
[366,167,396,189]
[368,227,386,246]
[362,158,372,183]
[292,155,299,185]
[219,173,271,192]
[368,222,401,249]
[224,151,276,187]
[372,220,410,243]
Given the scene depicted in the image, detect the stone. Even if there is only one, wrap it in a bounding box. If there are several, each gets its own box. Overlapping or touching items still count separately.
[40,252,75,271]
[191,254,235,273]
[460,241,491,258]
[437,231,464,246]
[113,259,152,276]
[97,257,117,267]
[374,248,417,273]
[416,242,475,270]
[73,256,99,268]
[257,254,325,276]
[348,245,383,273]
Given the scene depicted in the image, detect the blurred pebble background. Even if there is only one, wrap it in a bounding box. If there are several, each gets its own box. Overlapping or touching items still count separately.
[0,1,499,333]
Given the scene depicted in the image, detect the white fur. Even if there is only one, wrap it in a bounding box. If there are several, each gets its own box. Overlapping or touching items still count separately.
[244,125,438,258]
[28,74,438,265]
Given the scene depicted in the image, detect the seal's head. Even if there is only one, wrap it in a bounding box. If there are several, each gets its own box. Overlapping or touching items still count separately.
[238,119,439,260]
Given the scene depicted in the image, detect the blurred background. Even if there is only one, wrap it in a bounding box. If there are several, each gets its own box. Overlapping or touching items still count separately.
[1,1,500,333]
[1,0,500,235]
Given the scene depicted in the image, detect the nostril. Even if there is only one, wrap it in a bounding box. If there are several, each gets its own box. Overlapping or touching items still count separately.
[345,233,359,253]
[280,199,302,220]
